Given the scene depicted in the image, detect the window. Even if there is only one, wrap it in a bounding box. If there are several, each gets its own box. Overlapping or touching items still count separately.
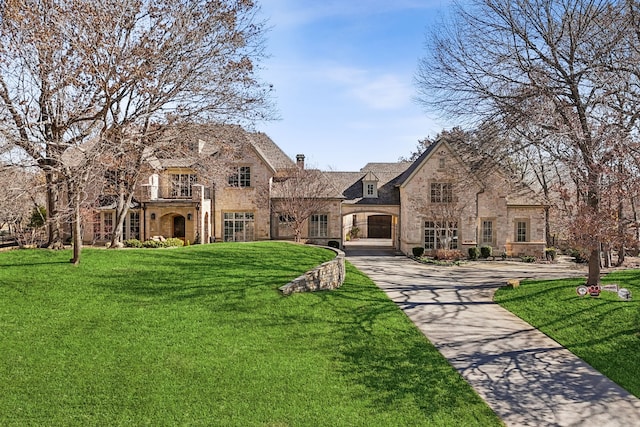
[171,174,197,197]
[516,220,528,242]
[278,214,295,225]
[430,183,453,203]
[103,212,113,240]
[128,211,140,240]
[366,183,375,196]
[481,220,494,245]
[310,214,328,238]
[424,221,458,250]
[228,166,251,187]
[439,157,446,169]
[223,212,254,242]
[92,213,101,241]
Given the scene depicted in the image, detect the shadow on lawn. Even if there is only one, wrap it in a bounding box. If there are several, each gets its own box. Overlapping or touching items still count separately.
[301,276,497,421]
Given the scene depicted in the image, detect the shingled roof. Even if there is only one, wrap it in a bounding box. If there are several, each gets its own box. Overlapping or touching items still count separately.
[247,132,296,173]
[149,124,295,173]
[326,160,412,206]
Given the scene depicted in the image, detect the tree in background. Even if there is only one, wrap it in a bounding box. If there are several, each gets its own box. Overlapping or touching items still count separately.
[271,165,339,243]
[416,0,640,284]
[0,0,273,263]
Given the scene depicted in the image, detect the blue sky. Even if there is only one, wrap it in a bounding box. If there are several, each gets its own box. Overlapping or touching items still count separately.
[257,0,453,171]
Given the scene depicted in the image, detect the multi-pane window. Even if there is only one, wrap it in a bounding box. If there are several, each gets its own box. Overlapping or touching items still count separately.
[228,166,251,187]
[481,220,494,245]
[430,183,453,203]
[171,174,197,197]
[366,183,375,197]
[103,212,113,240]
[516,221,528,242]
[223,212,254,242]
[128,211,140,240]
[424,221,458,250]
[310,214,328,238]
[93,213,101,241]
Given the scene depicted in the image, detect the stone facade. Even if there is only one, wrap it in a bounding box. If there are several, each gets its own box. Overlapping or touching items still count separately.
[396,140,546,257]
[86,126,547,258]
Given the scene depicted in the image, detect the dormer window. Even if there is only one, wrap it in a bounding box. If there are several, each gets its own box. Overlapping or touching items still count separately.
[362,171,379,198]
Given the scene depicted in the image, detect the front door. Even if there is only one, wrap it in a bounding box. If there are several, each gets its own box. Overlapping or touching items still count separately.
[173,215,186,239]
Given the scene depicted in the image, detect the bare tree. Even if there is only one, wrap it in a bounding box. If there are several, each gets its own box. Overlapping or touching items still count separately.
[271,166,339,243]
[0,0,273,263]
[416,0,640,285]
[0,163,46,246]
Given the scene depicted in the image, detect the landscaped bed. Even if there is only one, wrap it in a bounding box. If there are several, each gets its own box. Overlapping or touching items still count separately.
[495,270,640,398]
[0,242,500,426]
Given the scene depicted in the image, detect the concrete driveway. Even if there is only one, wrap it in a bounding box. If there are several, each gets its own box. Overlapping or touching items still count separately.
[346,253,640,427]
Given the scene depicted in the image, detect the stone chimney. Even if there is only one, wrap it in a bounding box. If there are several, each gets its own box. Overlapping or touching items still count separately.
[296,154,305,169]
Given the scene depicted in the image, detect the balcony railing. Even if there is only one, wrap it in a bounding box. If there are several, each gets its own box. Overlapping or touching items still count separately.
[140,183,210,202]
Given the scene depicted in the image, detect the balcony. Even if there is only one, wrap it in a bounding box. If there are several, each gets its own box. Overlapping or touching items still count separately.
[140,183,210,202]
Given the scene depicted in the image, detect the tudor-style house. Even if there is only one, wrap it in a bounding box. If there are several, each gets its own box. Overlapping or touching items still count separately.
[87,125,547,257]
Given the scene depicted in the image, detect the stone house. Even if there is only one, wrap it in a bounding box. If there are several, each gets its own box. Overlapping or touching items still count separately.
[87,126,547,257]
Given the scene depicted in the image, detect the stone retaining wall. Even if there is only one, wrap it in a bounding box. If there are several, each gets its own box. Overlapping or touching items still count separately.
[279,247,346,295]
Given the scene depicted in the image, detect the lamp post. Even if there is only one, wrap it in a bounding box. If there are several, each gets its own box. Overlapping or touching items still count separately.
[195,202,201,244]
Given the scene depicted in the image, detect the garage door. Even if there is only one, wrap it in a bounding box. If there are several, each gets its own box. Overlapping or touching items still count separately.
[368,215,392,238]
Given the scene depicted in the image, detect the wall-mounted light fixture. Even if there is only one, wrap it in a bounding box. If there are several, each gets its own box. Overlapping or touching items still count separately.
[187,213,193,221]
[150,213,156,220]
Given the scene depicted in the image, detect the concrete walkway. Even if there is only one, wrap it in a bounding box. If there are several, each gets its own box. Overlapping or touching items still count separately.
[346,253,640,427]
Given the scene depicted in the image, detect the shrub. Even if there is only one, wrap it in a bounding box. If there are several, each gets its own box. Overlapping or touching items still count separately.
[412,247,425,257]
[143,239,162,248]
[124,239,143,248]
[520,255,536,263]
[328,240,340,249]
[468,247,480,260]
[570,248,588,263]
[480,246,492,258]
[545,247,557,261]
[165,238,184,247]
[434,249,465,261]
[349,227,360,239]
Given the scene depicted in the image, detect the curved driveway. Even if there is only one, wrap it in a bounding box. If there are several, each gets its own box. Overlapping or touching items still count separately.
[346,252,640,427]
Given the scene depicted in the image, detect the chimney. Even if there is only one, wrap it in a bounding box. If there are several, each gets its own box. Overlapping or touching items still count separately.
[296,154,305,169]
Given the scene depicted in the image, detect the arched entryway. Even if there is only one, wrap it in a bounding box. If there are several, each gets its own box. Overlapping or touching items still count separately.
[342,208,399,251]
[173,215,186,239]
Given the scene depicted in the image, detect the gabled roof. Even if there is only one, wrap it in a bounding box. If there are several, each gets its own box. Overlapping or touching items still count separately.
[149,124,296,173]
[270,169,344,199]
[247,132,296,173]
[327,161,411,206]
[395,137,546,205]
[362,171,379,182]
[396,139,446,186]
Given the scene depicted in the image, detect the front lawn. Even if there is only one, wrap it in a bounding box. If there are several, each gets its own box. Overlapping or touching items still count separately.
[0,242,500,426]
[494,270,640,397]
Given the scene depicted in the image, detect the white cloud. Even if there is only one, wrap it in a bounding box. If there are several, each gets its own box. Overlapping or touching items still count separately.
[316,65,412,110]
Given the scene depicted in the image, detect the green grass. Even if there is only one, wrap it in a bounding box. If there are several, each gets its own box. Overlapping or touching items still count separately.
[495,270,640,397]
[0,242,500,426]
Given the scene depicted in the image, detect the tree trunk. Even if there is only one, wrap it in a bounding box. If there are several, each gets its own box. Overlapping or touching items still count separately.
[545,206,551,247]
[587,247,601,285]
[45,170,64,249]
[109,189,129,248]
[70,191,82,265]
[616,199,626,266]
